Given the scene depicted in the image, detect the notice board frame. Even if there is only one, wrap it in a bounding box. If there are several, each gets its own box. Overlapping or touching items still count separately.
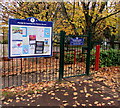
[9,17,53,58]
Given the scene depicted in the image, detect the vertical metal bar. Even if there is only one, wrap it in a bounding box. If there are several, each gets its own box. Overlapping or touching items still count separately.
[12,58,14,86]
[24,58,26,82]
[16,58,18,86]
[21,58,22,85]
[35,57,37,83]
[59,31,65,80]
[74,49,76,65]
[7,52,9,87]
[73,42,75,75]
[45,58,47,81]
[3,37,5,88]
[86,28,92,75]
[27,58,29,83]
[31,58,34,83]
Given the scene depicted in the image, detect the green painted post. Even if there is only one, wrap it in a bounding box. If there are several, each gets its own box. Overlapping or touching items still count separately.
[86,28,92,75]
[59,31,66,80]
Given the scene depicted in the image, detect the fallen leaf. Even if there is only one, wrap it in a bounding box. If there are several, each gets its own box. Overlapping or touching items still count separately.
[97,103,102,106]
[80,90,84,93]
[110,101,114,103]
[55,86,59,89]
[62,100,67,102]
[1,97,5,101]
[55,97,60,101]
[90,88,93,92]
[31,100,35,103]
[100,94,104,97]
[75,101,80,105]
[81,104,86,106]
[84,86,87,93]
[94,101,99,104]
[63,103,68,106]
[101,103,105,106]
[37,105,40,106]
[28,95,31,97]
[73,104,77,107]
[51,93,55,96]
[4,102,9,105]
[89,84,92,87]
[27,104,30,106]
[85,93,92,97]
[61,90,65,92]
[111,89,116,92]
[16,97,20,100]
[73,97,77,99]
[113,95,119,98]
[72,87,77,91]
[16,100,20,103]
[34,90,37,94]
[7,99,13,102]
[94,91,98,93]
[27,99,30,101]
[51,97,54,99]
[64,92,69,96]
[89,104,92,106]
[103,97,111,100]
[73,92,78,96]
[108,102,111,105]
[22,99,25,101]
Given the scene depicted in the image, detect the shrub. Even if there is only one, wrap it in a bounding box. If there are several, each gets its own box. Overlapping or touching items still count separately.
[90,49,120,67]
[64,50,84,64]
[64,53,74,64]
[90,49,96,66]
[100,49,120,67]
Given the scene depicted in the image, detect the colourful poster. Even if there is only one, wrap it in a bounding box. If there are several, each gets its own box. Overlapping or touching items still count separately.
[12,40,22,55]
[44,28,50,38]
[22,45,29,54]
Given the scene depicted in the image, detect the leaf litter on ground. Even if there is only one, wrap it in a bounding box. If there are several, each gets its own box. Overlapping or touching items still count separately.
[2,66,120,106]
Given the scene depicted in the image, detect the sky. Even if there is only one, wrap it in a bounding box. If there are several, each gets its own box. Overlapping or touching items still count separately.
[0,0,120,2]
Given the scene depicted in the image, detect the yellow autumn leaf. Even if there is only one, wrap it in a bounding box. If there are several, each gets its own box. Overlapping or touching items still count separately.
[103,97,111,100]
[94,101,99,104]
[64,92,69,96]
[73,92,78,96]
[73,97,77,99]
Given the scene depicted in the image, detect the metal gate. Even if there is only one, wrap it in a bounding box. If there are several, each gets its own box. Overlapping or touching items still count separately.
[1,30,92,88]
[59,31,92,80]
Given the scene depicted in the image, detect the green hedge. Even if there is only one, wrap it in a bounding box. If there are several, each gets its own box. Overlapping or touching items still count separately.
[91,49,120,67]
[64,53,74,64]
[100,49,120,67]
[63,48,120,67]
[64,50,85,64]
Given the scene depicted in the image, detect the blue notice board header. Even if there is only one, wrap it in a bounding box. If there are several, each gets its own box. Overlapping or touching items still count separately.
[9,17,53,58]
[9,17,52,27]
[70,37,84,45]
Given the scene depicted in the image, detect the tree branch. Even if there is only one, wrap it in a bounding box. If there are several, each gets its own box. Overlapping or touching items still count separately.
[93,10,120,26]
[60,2,78,35]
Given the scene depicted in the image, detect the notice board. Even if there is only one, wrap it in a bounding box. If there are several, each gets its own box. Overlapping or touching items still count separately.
[9,17,53,58]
